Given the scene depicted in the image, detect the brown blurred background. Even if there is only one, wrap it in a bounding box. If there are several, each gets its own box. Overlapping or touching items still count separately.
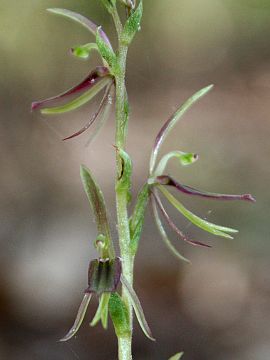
[0,0,269,359]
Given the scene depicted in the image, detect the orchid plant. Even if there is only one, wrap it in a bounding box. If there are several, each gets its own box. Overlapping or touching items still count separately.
[32,1,255,359]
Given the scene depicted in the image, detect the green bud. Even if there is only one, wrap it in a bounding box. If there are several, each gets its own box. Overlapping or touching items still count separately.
[121,1,143,45]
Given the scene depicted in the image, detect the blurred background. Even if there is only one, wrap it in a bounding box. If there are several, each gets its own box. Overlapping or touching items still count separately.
[0,0,269,359]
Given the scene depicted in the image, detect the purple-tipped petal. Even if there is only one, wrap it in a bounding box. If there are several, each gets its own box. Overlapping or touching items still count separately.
[63,82,113,140]
[60,293,92,342]
[153,190,211,248]
[31,67,110,111]
[156,175,256,203]
[47,8,112,49]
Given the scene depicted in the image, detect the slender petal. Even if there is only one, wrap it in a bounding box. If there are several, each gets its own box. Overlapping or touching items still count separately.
[156,175,256,202]
[90,293,110,329]
[60,293,92,342]
[153,190,211,248]
[31,67,110,111]
[71,43,99,60]
[149,85,213,174]
[151,196,190,263]
[40,77,112,115]
[85,85,114,147]
[63,82,113,140]
[47,8,112,49]
[120,275,155,341]
[168,353,184,360]
[158,185,238,239]
[154,151,198,176]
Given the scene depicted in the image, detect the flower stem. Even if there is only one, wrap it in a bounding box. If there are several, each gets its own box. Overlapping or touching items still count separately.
[114,14,134,360]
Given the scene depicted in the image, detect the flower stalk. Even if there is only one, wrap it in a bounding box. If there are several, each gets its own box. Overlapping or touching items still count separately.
[31,1,255,359]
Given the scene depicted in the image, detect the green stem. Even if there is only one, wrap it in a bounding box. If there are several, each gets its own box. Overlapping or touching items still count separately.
[113,11,134,360]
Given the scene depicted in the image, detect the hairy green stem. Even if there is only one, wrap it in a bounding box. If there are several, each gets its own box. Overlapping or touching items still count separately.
[114,12,134,360]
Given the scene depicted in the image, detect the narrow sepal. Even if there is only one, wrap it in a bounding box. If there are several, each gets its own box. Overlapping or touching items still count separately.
[153,191,211,248]
[80,165,114,258]
[86,258,122,294]
[154,151,198,176]
[59,293,92,342]
[31,67,109,111]
[151,197,190,263]
[40,77,112,115]
[121,1,143,45]
[85,85,114,146]
[150,84,213,174]
[120,275,155,341]
[47,8,112,48]
[90,292,110,329]
[158,185,238,239]
[168,352,184,360]
[63,82,113,140]
[71,43,99,60]
[156,175,255,203]
[109,293,131,338]
[129,183,150,254]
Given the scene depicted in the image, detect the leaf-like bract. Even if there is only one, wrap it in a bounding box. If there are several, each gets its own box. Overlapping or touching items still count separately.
[121,1,143,45]
[80,165,114,258]
[129,183,150,254]
[96,28,117,71]
[109,293,130,338]
[116,148,132,198]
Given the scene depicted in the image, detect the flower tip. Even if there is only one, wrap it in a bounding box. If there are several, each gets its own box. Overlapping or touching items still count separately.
[243,194,256,203]
[31,101,39,111]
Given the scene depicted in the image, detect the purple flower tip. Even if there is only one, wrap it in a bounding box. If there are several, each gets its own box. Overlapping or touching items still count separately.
[243,194,256,203]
